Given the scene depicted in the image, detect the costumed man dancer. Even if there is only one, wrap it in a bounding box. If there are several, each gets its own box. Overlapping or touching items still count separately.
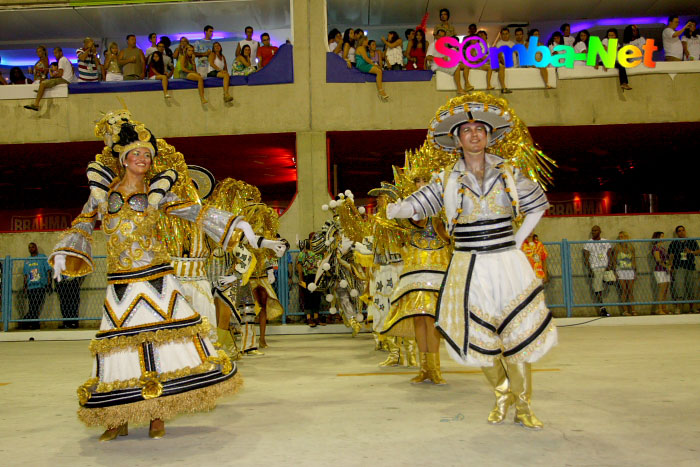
[386,93,557,429]
[50,110,286,440]
[379,144,452,383]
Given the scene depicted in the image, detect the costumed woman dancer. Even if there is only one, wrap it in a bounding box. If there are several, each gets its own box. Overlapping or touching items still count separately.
[378,144,452,383]
[50,110,285,440]
[386,93,557,429]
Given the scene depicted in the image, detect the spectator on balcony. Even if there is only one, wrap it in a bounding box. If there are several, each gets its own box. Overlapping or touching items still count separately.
[236,26,259,67]
[159,36,174,60]
[623,24,646,49]
[147,51,171,99]
[30,45,50,81]
[257,33,279,69]
[178,44,207,104]
[382,31,403,70]
[573,29,590,65]
[514,27,526,58]
[24,47,73,111]
[195,25,215,77]
[669,225,700,314]
[406,28,428,70]
[560,23,574,46]
[612,231,637,316]
[476,30,495,89]
[103,42,123,81]
[492,26,514,93]
[76,37,101,83]
[354,35,389,101]
[682,20,700,61]
[663,15,692,61]
[367,40,384,69]
[403,29,415,67]
[145,32,158,59]
[21,242,52,330]
[9,67,32,84]
[583,225,613,317]
[600,29,632,90]
[342,28,356,68]
[328,28,342,55]
[354,28,365,48]
[208,41,233,103]
[528,29,552,89]
[232,44,256,76]
[651,231,671,315]
[436,8,456,37]
[547,31,565,55]
[426,28,473,94]
[173,36,190,63]
[156,41,174,78]
[0,71,7,85]
[120,34,146,80]
[468,23,477,37]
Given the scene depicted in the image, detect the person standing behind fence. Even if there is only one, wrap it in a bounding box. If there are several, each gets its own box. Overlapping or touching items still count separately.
[583,225,613,317]
[611,231,637,316]
[22,242,52,329]
[522,233,549,284]
[651,231,671,315]
[57,275,83,328]
[668,225,700,314]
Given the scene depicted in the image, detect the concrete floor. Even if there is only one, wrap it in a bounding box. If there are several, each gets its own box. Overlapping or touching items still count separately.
[1,322,699,466]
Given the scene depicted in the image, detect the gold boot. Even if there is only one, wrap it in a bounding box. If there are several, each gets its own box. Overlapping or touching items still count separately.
[373,333,385,351]
[405,338,418,367]
[378,336,400,367]
[506,361,544,430]
[410,352,430,383]
[351,318,361,337]
[99,423,128,441]
[481,359,514,424]
[426,352,447,385]
[216,328,241,360]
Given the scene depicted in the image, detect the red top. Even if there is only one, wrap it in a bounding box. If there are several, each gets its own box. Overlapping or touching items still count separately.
[257,45,279,69]
[409,46,426,70]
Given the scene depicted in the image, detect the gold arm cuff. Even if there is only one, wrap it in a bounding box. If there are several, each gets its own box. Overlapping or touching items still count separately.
[224,228,244,251]
[50,248,94,277]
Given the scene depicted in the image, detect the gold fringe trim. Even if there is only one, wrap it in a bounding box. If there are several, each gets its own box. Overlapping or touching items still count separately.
[89,319,211,356]
[77,373,243,429]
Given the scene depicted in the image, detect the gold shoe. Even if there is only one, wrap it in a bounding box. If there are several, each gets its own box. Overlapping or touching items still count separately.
[99,423,128,441]
[410,352,430,383]
[506,361,544,430]
[426,352,447,385]
[482,359,514,424]
[244,349,265,356]
[259,341,269,349]
[403,338,419,368]
[350,319,361,337]
[378,337,400,367]
[149,421,165,439]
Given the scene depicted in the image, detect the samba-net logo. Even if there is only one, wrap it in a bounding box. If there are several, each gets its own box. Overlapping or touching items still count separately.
[434,36,657,69]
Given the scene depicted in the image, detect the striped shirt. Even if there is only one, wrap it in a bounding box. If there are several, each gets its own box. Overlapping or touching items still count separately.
[76,48,100,82]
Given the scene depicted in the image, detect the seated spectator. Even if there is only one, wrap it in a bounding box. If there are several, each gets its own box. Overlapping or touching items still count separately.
[406,28,428,70]
[573,29,590,65]
[24,47,73,111]
[437,8,456,37]
[476,30,495,89]
[145,32,158,59]
[426,28,473,94]
[159,36,174,59]
[156,41,174,78]
[147,50,171,99]
[682,20,699,60]
[548,31,565,64]
[623,24,646,49]
[514,27,526,56]
[468,23,477,37]
[600,28,632,90]
[492,26,514,93]
[76,37,101,82]
[381,31,403,70]
[9,67,32,84]
[208,41,233,102]
[173,36,190,62]
[119,34,145,80]
[257,33,279,69]
[0,71,6,85]
[354,35,389,101]
[103,42,123,81]
[612,231,637,316]
[367,40,384,69]
[560,23,574,46]
[195,25,214,77]
[30,45,50,81]
[328,28,343,55]
[236,26,259,66]
[528,29,552,89]
[232,44,256,76]
[342,28,356,68]
[663,15,691,61]
[178,44,207,104]
[403,29,415,67]
[651,231,671,315]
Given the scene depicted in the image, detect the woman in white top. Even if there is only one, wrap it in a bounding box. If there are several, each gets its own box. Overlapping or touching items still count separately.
[600,28,632,90]
[207,41,233,103]
[342,28,356,68]
[623,25,647,50]
[682,20,700,60]
[102,42,124,81]
[573,29,590,66]
[328,28,343,55]
[382,31,404,70]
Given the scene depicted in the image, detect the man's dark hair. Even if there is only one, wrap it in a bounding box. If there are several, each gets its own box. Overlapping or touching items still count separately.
[149,32,157,41]
[439,8,450,19]
[245,26,254,33]
[469,23,477,29]
[405,28,414,38]
[50,61,58,67]
[261,32,270,40]
[668,15,679,24]
[560,23,570,31]
[675,225,685,233]
[53,46,62,53]
[160,36,172,47]
[126,34,135,41]
[515,27,524,34]
[204,25,214,33]
[501,26,510,33]
[328,28,340,41]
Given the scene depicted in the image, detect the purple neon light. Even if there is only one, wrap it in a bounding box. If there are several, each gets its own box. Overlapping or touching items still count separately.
[571,16,668,33]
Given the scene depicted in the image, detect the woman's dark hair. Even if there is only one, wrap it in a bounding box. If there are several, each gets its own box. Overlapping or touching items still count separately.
[112,123,157,160]
[684,20,698,38]
[149,51,165,75]
[368,39,376,47]
[149,32,156,41]
[328,28,340,42]
[212,41,223,58]
[160,36,171,47]
[574,29,590,46]
[387,31,399,43]
[623,25,635,44]
[651,231,664,245]
[240,44,251,57]
[547,31,564,46]
[342,28,354,46]
[528,28,539,38]
[405,28,414,39]
[9,67,29,84]
[413,29,427,50]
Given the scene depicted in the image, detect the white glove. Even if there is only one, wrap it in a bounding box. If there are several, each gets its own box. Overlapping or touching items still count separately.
[236,220,258,246]
[261,239,287,257]
[218,274,239,287]
[385,200,415,220]
[514,211,545,250]
[267,269,276,284]
[52,254,66,282]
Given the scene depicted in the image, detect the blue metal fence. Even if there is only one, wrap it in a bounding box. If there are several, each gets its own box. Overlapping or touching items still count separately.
[2,237,699,330]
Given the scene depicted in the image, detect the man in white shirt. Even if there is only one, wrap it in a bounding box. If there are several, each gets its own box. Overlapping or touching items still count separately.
[236,26,259,68]
[492,27,516,93]
[425,28,473,94]
[145,33,158,59]
[561,23,574,46]
[583,225,613,317]
[663,15,691,61]
[24,46,73,111]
